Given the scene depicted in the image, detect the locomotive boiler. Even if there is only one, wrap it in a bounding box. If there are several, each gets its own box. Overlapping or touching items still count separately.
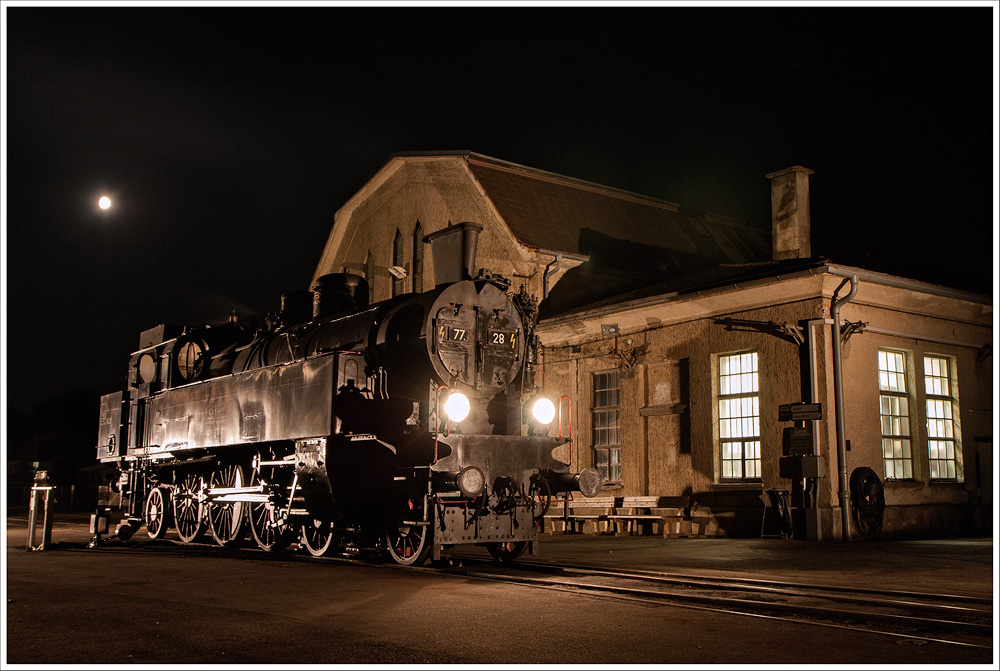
[96,222,601,565]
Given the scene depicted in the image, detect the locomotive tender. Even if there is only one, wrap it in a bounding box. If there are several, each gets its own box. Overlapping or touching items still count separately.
[96,222,601,565]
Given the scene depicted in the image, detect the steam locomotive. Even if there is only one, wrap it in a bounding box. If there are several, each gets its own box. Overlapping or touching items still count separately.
[96,222,601,565]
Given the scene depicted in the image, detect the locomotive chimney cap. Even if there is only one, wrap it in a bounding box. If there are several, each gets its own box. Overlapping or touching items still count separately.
[422,221,483,243]
[423,222,483,286]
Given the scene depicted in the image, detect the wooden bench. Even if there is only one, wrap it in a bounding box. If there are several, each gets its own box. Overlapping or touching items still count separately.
[544,497,616,534]
[545,495,692,537]
[607,496,689,537]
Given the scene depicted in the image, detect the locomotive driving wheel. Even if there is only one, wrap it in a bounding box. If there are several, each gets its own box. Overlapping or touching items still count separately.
[144,485,172,540]
[300,518,335,557]
[173,472,206,544]
[248,455,295,552]
[386,495,432,566]
[486,541,527,563]
[208,463,247,547]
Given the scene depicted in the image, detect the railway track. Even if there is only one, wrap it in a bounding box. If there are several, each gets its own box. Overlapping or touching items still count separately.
[432,555,994,649]
[30,523,994,650]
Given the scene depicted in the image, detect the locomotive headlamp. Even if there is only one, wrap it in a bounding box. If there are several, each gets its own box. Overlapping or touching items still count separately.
[456,465,486,498]
[444,391,471,422]
[532,397,557,425]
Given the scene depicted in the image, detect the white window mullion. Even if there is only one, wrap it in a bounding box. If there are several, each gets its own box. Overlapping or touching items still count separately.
[717,351,760,481]
[878,349,913,480]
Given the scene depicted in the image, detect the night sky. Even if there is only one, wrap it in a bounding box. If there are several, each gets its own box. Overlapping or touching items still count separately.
[3,4,996,416]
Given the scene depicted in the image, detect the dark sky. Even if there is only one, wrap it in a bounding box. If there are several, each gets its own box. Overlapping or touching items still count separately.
[3,5,996,414]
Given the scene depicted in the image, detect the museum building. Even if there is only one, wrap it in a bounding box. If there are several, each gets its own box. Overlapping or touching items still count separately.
[312,151,993,541]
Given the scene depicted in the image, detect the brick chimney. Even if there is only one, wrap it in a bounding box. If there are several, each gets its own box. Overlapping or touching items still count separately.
[766,166,814,260]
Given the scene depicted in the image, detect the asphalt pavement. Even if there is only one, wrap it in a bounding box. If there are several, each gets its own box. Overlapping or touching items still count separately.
[3,511,997,666]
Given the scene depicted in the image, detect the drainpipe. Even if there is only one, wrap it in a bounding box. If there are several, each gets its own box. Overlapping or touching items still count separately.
[830,274,858,541]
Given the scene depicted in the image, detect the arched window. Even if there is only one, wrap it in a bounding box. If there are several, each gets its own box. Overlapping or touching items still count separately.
[365,251,375,303]
[392,228,404,297]
[412,222,424,294]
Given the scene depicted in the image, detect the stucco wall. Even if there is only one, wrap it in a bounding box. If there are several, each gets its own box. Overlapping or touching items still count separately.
[538,291,992,539]
[314,158,559,304]
[831,299,992,537]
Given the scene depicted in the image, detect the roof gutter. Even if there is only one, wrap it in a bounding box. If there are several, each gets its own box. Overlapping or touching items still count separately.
[539,260,990,328]
[539,264,826,327]
[823,263,991,305]
[536,249,588,301]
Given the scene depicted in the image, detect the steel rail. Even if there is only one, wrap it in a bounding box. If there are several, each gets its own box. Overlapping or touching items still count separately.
[552,564,994,615]
[435,563,993,649]
[70,534,992,649]
[509,556,993,606]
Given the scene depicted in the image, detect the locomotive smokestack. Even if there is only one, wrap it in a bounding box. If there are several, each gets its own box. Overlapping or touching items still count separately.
[280,290,314,326]
[423,222,482,286]
[312,273,369,319]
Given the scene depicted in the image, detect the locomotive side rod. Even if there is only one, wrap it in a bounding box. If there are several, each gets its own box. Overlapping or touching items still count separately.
[204,485,269,504]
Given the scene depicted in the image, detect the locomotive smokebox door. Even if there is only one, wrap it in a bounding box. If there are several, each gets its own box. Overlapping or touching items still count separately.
[96,391,125,460]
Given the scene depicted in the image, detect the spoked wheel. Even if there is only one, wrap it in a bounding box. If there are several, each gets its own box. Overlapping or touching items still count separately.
[386,495,432,566]
[173,472,206,544]
[248,456,295,552]
[144,485,172,539]
[487,541,527,563]
[208,463,247,547]
[529,475,552,526]
[301,518,335,557]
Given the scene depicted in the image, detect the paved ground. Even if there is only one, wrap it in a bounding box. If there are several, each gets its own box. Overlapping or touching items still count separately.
[3,511,996,666]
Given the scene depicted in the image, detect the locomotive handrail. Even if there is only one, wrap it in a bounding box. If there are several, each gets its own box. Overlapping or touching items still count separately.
[433,384,450,463]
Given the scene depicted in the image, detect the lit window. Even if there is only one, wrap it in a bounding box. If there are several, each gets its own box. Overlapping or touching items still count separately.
[412,222,424,294]
[392,229,405,297]
[878,350,913,479]
[924,356,959,480]
[717,351,760,480]
[592,370,621,483]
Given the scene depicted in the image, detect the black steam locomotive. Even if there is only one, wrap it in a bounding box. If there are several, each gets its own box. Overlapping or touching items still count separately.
[96,222,600,565]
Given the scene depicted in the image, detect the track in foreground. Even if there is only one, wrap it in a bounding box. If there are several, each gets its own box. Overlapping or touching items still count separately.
[432,555,994,650]
[69,530,994,650]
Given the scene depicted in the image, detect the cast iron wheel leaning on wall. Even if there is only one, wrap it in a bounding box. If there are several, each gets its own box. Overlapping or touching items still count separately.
[850,467,885,538]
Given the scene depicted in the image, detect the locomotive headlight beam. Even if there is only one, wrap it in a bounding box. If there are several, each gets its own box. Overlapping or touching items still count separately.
[532,397,557,425]
[444,391,471,422]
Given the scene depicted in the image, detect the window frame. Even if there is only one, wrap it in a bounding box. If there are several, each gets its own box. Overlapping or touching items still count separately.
[364,251,375,303]
[391,229,405,297]
[412,222,424,294]
[878,348,915,481]
[923,354,961,481]
[591,369,622,484]
[716,350,761,481]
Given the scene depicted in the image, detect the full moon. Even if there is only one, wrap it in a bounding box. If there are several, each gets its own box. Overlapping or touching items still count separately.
[99,196,111,210]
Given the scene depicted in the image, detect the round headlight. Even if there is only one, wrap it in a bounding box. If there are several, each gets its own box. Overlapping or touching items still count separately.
[444,392,471,422]
[456,466,485,498]
[532,397,556,425]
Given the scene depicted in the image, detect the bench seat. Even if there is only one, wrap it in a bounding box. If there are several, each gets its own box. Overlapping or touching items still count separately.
[547,496,693,536]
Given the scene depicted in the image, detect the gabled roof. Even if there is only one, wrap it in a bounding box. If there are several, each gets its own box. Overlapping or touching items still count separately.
[393,151,770,267]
